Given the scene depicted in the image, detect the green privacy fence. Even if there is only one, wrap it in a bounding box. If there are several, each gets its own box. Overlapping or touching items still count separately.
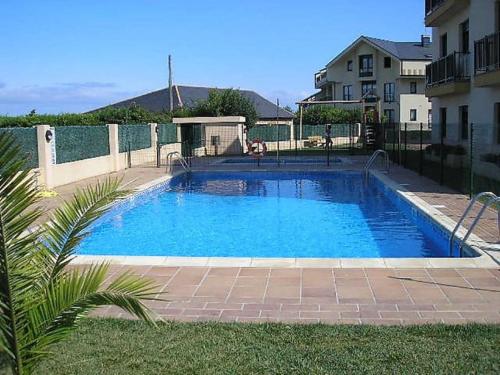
[0,127,38,169]
[55,126,110,164]
[118,124,151,153]
[248,124,291,142]
[158,123,177,144]
[294,124,352,139]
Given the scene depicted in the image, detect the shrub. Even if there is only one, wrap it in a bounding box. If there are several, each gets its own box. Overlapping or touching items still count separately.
[298,106,361,125]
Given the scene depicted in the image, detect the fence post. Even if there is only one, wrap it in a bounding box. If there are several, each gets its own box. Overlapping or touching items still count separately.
[107,124,120,172]
[419,122,423,175]
[392,123,396,162]
[149,123,158,167]
[440,124,444,185]
[403,122,408,168]
[469,122,474,198]
[36,125,55,189]
[397,122,401,165]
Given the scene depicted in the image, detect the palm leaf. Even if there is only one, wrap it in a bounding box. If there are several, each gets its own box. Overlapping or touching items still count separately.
[40,178,129,283]
[22,263,158,372]
[0,133,43,375]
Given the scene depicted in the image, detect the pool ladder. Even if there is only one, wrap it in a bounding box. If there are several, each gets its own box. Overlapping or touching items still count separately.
[364,150,390,180]
[449,192,500,256]
[166,152,190,174]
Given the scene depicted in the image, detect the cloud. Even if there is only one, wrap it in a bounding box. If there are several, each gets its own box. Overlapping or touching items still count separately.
[0,82,139,115]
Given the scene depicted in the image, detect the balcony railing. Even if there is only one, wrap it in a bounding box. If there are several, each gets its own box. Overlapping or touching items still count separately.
[384,93,396,103]
[474,31,500,75]
[426,52,470,86]
[314,70,327,88]
[359,68,373,77]
[425,0,446,16]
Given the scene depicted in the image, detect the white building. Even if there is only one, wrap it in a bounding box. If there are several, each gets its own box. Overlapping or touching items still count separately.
[312,35,433,124]
[425,0,500,149]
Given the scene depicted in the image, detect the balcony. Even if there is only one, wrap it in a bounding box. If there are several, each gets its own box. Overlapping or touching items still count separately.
[474,31,500,87]
[384,93,396,103]
[314,69,328,89]
[359,68,373,78]
[425,0,469,27]
[425,52,471,97]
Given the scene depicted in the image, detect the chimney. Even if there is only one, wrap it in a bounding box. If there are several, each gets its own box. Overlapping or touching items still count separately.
[421,35,431,47]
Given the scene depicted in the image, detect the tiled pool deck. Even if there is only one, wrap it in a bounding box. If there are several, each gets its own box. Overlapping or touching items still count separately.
[90,265,500,325]
[41,157,499,324]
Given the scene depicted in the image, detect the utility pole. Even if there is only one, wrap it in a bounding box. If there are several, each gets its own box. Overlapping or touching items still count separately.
[168,55,174,112]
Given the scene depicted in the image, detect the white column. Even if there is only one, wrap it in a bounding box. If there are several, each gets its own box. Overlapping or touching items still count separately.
[36,125,54,189]
[107,124,120,172]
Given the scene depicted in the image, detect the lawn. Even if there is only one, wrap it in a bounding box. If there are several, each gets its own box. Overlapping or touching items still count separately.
[2,319,498,374]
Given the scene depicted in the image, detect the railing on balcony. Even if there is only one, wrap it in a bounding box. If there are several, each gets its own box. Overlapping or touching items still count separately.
[425,0,446,16]
[359,68,373,77]
[426,52,470,86]
[474,31,500,75]
[384,93,396,103]
[314,70,327,88]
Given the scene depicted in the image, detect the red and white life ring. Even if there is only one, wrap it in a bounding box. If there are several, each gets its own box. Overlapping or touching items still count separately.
[247,139,267,158]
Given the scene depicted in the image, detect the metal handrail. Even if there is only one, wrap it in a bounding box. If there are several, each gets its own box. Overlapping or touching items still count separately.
[364,150,389,179]
[457,196,500,256]
[449,192,498,255]
[166,151,190,174]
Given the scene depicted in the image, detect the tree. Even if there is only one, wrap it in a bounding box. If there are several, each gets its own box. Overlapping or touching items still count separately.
[192,89,258,127]
[0,133,160,375]
[300,106,361,125]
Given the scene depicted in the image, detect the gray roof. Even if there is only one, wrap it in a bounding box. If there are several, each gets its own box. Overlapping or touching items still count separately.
[93,85,294,120]
[364,36,433,60]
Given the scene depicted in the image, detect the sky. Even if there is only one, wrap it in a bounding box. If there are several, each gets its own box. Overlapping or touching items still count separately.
[0,0,429,115]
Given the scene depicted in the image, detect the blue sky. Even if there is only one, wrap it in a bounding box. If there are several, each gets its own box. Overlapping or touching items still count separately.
[0,0,428,115]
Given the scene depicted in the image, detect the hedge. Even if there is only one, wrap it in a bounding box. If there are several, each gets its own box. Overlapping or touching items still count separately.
[248,124,290,142]
[118,124,151,152]
[54,126,110,164]
[158,123,177,144]
[0,127,39,169]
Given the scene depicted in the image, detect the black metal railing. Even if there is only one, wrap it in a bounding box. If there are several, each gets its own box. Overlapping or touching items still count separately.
[426,52,470,86]
[425,0,446,16]
[384,93,396,103]
[474,31,500,74]
[359,68,373,77]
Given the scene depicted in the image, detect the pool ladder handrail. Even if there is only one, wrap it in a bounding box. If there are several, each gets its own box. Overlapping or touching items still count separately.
[166,151,190,174]
[449,192,500,256]
[364,150,389,180]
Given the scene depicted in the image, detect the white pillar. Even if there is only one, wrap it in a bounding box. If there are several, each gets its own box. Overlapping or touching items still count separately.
[107,124,120,172]
[36,125,54,189]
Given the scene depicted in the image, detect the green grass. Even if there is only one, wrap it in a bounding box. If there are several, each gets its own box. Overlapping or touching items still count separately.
[2,319,499,374]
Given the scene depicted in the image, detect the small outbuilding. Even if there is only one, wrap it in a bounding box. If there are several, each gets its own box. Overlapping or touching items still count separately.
[172,116,247,156]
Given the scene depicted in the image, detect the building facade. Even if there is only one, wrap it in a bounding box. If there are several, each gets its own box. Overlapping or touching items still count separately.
[425,0,500,150]
[312,36,433,124]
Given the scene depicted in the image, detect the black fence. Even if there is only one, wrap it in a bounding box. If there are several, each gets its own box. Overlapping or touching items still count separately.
[381,123,500,196]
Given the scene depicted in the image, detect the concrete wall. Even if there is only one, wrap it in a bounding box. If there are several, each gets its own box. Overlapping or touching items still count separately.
[37,123,165,189]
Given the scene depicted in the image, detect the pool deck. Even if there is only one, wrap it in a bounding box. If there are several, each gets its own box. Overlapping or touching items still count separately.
[90,265,500,325]
[39,158,500,324]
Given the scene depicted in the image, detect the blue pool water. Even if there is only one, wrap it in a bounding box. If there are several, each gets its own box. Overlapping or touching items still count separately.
[78,171,467,258]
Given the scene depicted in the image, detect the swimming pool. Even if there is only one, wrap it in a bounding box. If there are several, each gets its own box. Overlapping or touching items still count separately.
[221,158,342,164]
[78,171,474,259]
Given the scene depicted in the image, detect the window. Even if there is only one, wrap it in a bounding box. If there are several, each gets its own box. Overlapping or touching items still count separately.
[440,108,447,138]
[410,82,417,94]
[384,109,395,124]
[428,109,432,126]
[440,33,448,57]
[384,57,391,68]
[384,83,395,102]
[410,109,417,122]
[359,55,373,76]
[361,81,376,96]
[459,105,468,140]
[460,19,469,53]
[347,60,353,71]
[342,85,353,100]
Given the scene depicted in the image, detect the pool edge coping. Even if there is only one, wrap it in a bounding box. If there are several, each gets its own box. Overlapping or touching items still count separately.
[73,168,499,269]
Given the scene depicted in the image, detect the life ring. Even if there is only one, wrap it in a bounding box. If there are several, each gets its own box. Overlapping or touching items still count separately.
[247,139,267,158]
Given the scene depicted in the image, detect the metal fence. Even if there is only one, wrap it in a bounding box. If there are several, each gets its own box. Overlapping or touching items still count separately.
[381,122,500,196]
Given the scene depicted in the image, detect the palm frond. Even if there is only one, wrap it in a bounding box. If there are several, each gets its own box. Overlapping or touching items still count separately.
[22,263,158,371]
[40,178,129,282]
[0,133,43,375]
